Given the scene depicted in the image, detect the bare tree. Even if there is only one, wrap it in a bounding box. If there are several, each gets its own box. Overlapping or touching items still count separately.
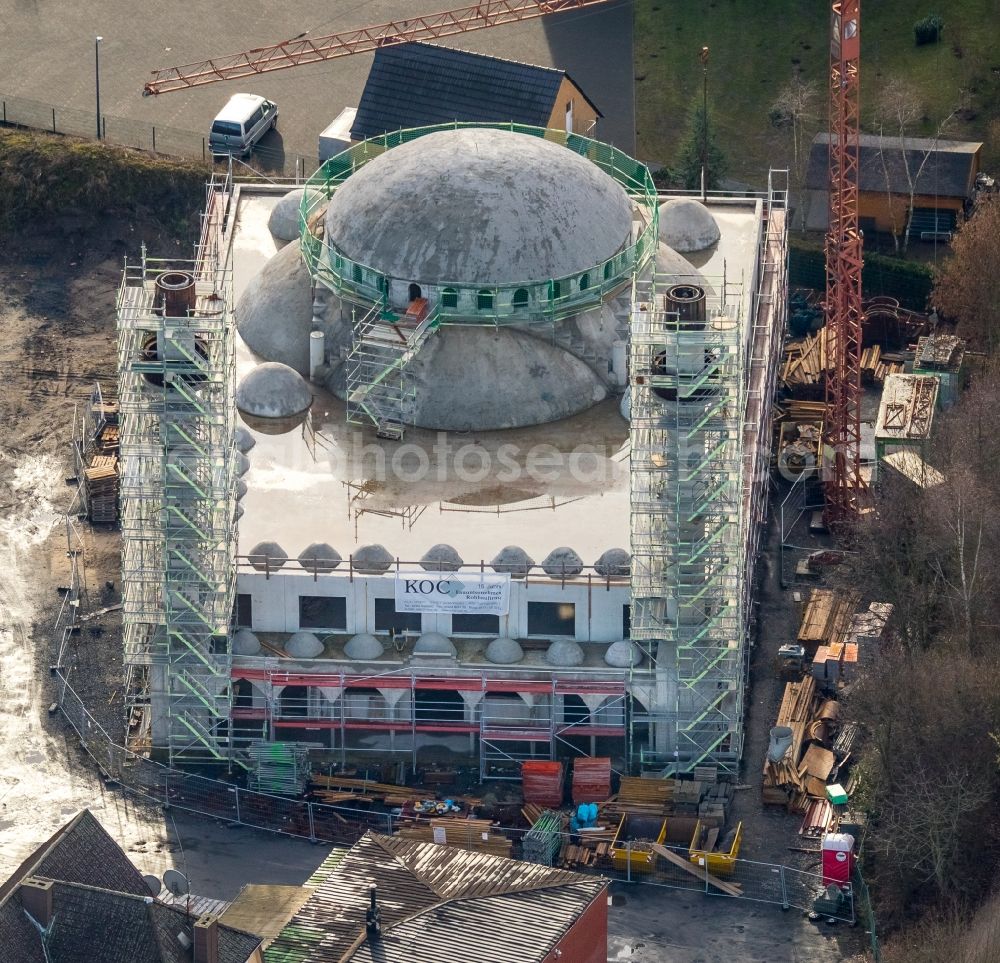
[873,77,958,252]
[769,73,820,229]
[933,197,1000,352]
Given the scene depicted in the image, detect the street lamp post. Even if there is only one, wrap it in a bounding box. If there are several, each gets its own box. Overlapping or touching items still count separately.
[95,36,103,140]
[699,46,709,201]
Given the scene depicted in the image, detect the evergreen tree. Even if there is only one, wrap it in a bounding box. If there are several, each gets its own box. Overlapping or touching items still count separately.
[670,103,727,191]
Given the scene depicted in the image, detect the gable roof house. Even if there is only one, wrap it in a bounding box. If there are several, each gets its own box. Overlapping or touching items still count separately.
[0,810,263,963]
[803,133,982,239]
[262,832,609,963]
[350,42,602,142]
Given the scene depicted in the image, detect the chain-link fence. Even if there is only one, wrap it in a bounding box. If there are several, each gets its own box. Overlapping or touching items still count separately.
[54,669,853,921]
[0,91,318,179]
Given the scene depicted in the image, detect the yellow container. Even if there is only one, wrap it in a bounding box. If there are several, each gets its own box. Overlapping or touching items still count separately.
[688,820,743,877]
[611,814,668,873]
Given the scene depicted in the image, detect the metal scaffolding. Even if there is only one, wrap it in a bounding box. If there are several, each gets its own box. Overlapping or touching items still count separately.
[629,271,746,775]
[118,185,237,766]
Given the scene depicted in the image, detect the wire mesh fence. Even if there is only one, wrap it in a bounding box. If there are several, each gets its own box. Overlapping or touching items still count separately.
[53,670,854,921]
[0,91,318,179]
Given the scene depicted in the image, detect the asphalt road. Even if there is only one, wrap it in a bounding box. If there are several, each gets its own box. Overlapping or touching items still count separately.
[1,0,635,166]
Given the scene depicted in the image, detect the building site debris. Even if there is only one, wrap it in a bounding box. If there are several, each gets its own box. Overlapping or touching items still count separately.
[247,741,310,795]
[797,589,861,650]
[394,818,512,857]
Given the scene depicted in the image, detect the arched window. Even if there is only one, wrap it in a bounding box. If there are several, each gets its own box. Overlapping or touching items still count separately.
[408,282,422,301]
[352,263,363,284]
[441,287,458,309]
[551,280,562,301]
[579,272,590,291]
[603,262,613,281]
[512,288,529,311]
[477,289,495,311]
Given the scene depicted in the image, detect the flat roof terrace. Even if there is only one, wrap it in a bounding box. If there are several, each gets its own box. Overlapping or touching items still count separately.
[230,188,764,568]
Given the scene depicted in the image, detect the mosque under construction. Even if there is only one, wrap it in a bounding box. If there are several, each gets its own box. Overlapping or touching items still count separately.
[115,123,788,780]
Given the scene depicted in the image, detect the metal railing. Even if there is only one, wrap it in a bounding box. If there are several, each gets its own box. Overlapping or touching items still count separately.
[53,668,854,922]
[299,122,659,323]
[0,91,318,179]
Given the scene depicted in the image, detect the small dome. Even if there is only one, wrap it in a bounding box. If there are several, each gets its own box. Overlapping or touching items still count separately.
[491,546,534,578]
[232,628,261,656]
[235,241,317,375]
[344,633,384,660]
[268,188,305,242]
[247,541,287,572]
[236,362,312,419]
[485,637,524,665]
[659,198,721,253]
[541,547,584,578]
[236,452,251,476]
[298,542,342,573]
[419,544,463,572]
[285,630,324,659]
[414,632,457,656]
[235,478,248,500]
[605,640,643,668]
[594,548,630,578]
[325,128,633,286]
[546,639,585,667]
[235,426,256,453]
[353,544,393,575]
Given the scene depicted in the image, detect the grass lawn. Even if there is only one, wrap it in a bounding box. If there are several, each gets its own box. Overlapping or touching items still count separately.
[634,0,1000,185]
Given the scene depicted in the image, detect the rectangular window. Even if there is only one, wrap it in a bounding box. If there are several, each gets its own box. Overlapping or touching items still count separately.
[623,604,631,639]
[527,601,576,637]
[235,593,253,628]
[374,598,421,633]
[452,613,500,635]
[299,595,346,630]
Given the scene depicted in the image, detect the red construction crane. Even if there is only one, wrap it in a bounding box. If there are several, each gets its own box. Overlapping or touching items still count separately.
[143,0,613,95]
[823,0,865,523]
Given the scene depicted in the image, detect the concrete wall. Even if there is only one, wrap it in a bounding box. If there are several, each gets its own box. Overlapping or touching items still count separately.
[237,570,630,642]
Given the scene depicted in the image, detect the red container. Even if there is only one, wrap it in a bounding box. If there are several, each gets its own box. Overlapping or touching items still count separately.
[521,761,565,807]
[821,832,855,887]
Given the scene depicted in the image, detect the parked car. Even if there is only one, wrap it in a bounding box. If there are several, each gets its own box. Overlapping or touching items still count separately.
[209,93,277,159]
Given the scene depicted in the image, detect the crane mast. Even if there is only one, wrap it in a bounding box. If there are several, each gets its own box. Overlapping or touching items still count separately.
[144,0,613,95]
[823,0,865,523]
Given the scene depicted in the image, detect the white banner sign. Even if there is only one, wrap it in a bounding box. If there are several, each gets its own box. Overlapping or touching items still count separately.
[394,572,510,615]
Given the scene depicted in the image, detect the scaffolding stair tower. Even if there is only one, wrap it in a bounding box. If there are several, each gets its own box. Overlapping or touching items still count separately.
[629,272,746,775]
[118,197,238,768]
[345,299,439,439]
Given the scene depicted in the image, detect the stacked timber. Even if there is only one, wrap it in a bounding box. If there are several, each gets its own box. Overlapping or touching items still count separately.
[571,757,611,804]
[311,774,416,807]
[521,761,565,807]
[861,345,904,384]
[395,818,512,857]
[762,676,844,813]
[84,454,119,524]
[605,776,672,817]
[797,589,861,652]
[780,328,832,390]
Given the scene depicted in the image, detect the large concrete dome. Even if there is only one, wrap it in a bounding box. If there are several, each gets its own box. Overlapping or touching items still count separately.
[324,128,633,285]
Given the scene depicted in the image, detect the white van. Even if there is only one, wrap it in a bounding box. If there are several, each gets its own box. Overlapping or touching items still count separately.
[209,93,278,158]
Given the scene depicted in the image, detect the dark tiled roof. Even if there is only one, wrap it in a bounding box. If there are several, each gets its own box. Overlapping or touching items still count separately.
[17,880,262,963]
[265,833,607,963]
[350,42,600,141]
[0,809,148,902]
[0,896,45,963]
[805,133,981,198]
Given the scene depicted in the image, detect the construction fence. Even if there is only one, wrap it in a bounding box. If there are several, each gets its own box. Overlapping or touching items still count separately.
[0,91,318,179]
[54,670,855,923]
